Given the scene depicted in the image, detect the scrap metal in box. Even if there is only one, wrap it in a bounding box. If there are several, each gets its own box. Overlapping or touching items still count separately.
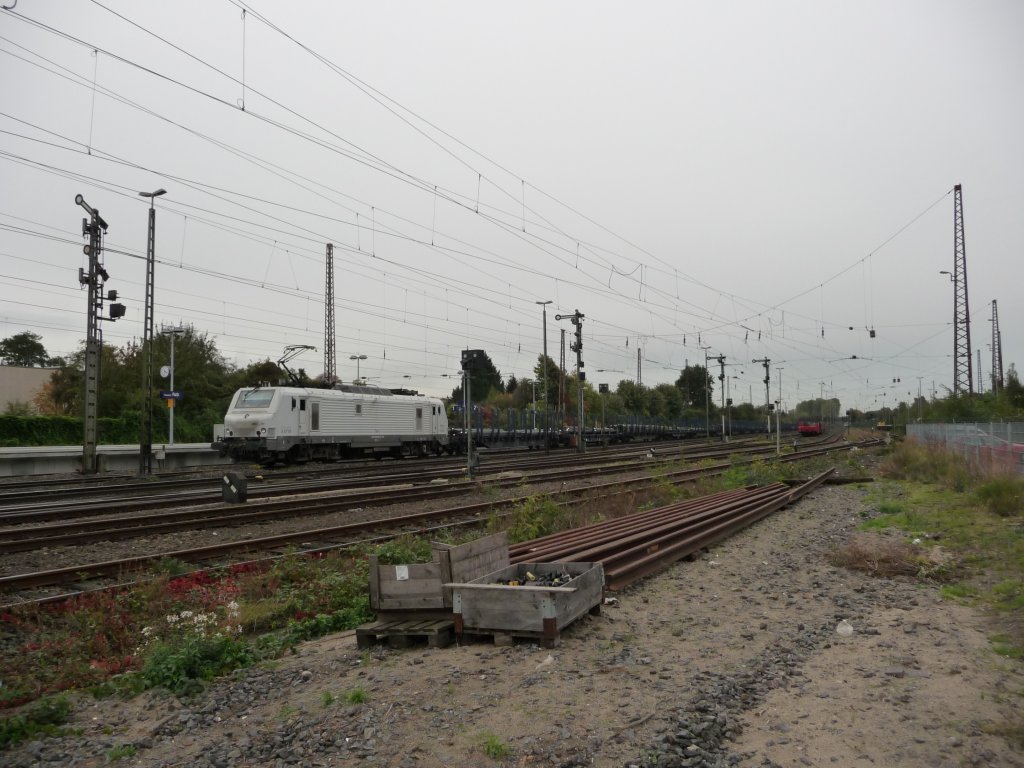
[448,561,604,648]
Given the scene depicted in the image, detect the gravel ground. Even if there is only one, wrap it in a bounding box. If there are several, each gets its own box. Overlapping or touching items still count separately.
[4,480,1023,768]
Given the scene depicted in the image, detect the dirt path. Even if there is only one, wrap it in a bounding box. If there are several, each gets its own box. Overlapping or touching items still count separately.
[6,482,1022,767]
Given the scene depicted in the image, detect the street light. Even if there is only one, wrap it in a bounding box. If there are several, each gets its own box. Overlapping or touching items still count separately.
[137,188,166,474]
[536,300,552,452]
[349,354,367,383]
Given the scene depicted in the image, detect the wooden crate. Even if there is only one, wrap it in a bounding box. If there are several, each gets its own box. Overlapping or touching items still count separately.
[366,531,508,620]
[449,562,604,648]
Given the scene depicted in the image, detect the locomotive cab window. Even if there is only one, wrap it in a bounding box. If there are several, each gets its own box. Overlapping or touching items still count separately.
[237,389,274,409]
[300,399,306,411]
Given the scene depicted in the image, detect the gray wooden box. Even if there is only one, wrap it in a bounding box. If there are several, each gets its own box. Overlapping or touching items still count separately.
[367,531,508,619]
[449,561,604,648]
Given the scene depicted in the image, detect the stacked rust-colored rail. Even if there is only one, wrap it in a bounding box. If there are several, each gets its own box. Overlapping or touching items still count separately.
[509,469,834,590]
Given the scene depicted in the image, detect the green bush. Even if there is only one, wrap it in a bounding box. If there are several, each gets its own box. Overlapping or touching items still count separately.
[499,496,563,543]
[141,634,254,697]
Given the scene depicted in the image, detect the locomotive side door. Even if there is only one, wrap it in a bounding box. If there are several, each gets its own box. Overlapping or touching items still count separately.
[292,395,309,435]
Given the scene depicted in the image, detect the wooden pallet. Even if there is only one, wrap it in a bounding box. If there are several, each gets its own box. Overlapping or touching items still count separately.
[355,618,455,649]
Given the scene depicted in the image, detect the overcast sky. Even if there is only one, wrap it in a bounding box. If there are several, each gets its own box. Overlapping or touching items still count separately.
[2,1,1022,412]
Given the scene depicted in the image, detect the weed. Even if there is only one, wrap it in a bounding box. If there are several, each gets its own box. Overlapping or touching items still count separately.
[106,744,137,761]
[374,535,433,565]
[479,730,509,759]
[150,557,192,578]
[975,476,1024,518]
[321,691,335,707]
[829,533,935,579]
[500,495,564,543]
[346,687,367,704]
[141,632,254,698]
[0,695,72,748]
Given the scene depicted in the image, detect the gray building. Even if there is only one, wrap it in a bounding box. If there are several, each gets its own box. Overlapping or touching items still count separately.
[0,366,56,414]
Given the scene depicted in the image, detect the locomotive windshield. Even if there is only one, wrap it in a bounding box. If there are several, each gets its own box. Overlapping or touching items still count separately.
[236,389,275,409]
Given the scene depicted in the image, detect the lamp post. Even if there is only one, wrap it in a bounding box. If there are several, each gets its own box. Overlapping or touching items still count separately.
[349,354,367,384]
[536,300,552,452]
[138,188,166,474]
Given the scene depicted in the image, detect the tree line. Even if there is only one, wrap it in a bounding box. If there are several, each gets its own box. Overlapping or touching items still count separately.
[2,329,1023,446]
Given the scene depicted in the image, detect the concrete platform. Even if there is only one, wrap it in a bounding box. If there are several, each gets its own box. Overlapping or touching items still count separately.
[0,443,228,477]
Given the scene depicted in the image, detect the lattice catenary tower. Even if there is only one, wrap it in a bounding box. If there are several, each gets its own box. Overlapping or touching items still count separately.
[951,184,972,395]
[991,299,1004,395]
[324,243,336,383]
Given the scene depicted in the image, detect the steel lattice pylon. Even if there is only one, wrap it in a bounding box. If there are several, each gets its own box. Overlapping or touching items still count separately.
[952,184,972,396]
[992,299,1004,394]
[324,243,336,383]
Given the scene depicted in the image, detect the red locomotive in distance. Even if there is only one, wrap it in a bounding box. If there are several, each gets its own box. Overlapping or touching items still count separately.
[797,421,823,436]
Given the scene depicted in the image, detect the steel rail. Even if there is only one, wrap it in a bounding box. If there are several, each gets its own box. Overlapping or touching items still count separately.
[509,469,834,590]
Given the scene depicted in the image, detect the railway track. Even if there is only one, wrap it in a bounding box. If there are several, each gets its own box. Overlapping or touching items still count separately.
[0,435,809,523]
[0,437,869,605]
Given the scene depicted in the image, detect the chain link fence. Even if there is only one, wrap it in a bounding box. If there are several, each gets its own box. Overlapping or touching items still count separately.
[907,422,1024,475]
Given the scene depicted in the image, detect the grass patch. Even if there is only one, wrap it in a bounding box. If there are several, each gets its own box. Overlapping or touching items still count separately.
[840,440,1024,666]
[940,582,979,601]
[346,687,367,705]
[975,475,1024,518]
[106,744,137,761]
[479,731,510,759]
[829,533,941,579]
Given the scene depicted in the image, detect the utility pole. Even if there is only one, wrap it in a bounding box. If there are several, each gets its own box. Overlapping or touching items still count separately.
[75,194,124,474]
[461,349,486,477]
[324,243,336,384]
[559,328,566,428]
[991,299,1004,395]
[138,187,166,475]
[701,346,712,440]
[162,325,186,444]
[536,301,551,452]
[753,357,771,434]
[637,347,642,387]
[716,355,727,442]
[557,309,586,453]
[951,183,973,395]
